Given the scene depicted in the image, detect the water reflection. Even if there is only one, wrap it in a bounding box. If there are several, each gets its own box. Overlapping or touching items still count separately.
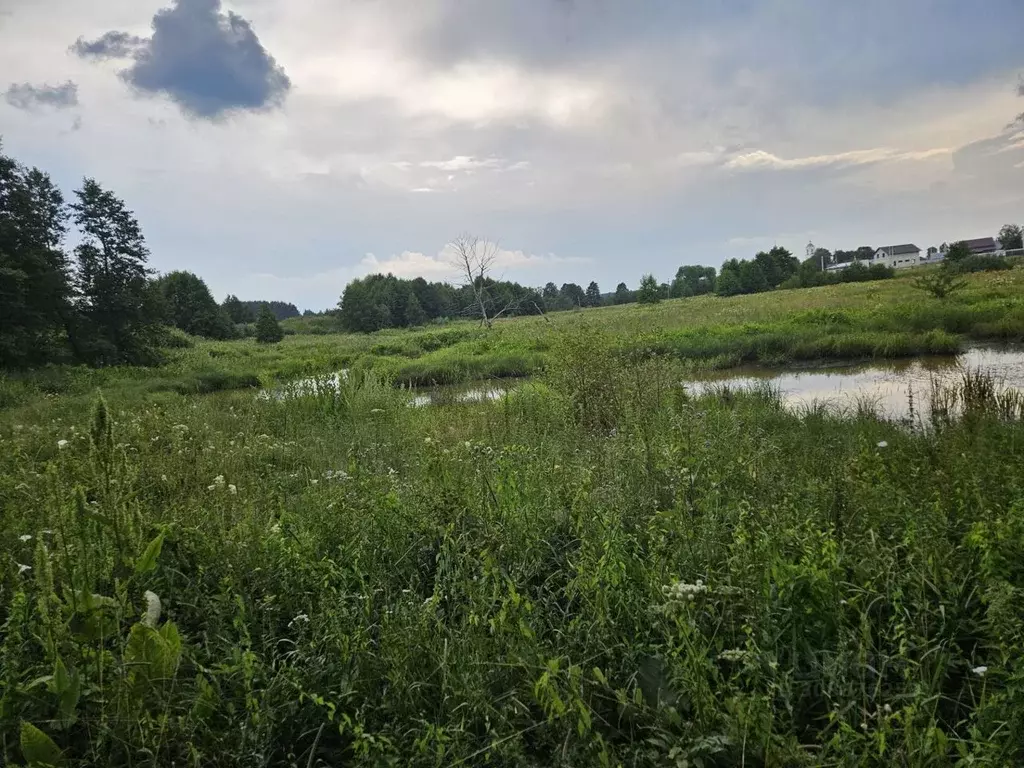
[685,346,1024,419]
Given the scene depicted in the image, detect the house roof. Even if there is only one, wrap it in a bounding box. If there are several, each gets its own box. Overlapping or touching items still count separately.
[878,244,921,255]
[964,237,998,252]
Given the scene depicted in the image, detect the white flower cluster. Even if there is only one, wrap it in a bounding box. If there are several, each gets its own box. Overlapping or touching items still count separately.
[207,475,237,494]
[143,590,162,628]
[662,579,708,601]
[323,469,350,482]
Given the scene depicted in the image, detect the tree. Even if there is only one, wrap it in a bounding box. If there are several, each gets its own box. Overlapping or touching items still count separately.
[403,291,428,326]
[998,224,1022,251]
[155,270,233,338]
[255,303,284,343]
[450,233,501,327]
[671,265,716,297]
[913,267,967,300]
[72,178,158,364]
[614,282,632,305]
[637,274,661,304]
[542,282,559,300]
[738,260,768,294]
[560,282,586,307]
[0,146,74,367]
[222,294,254,323]
[945,241,972,263]
[716,263,742,296]
[585,281,601,307]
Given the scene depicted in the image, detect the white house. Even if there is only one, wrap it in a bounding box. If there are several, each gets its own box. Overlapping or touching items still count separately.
[874,244,922,269]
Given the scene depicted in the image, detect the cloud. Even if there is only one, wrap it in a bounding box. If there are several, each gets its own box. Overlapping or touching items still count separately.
[725,146,951,171]
[70,31,145,60]
[73,0,290,118]
[4,81,79,110]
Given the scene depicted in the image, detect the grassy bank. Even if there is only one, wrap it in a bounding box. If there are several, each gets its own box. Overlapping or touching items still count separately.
[2,267,1023,404]
[3,334,1024,765]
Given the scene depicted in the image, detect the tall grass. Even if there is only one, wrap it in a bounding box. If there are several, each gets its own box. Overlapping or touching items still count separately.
[2,328,1024,765]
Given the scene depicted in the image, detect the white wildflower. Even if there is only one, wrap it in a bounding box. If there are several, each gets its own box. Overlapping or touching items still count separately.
[972,665,988,677]
[207,484,217,491]
[19,534,32,542]
[883,704,892,714]
[270,523,281,534]
[208,475,226,491]
[288,613,310,628]
[663,579,709,601]
[228,484,237,494]
[143,590,162,628]
[310,479,318,485]
[370,408,384,414]
[57,439,69,449]
[161,474,168,482]
[18,563,32,575]
[877,440,888,449]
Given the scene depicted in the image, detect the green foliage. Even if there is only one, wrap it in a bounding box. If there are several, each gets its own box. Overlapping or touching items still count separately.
[945,240,973,263]
[0,146,74,368]
[914,266,968,299]
[998,223,1022,251]
[637,273,662,304]
[4,333,1024,765]
[72,178,159,365]
[254,304,284,344]
[614,282,633,305]
[221,294,254,324]
[154,271,234,339]
[585,281,602,307]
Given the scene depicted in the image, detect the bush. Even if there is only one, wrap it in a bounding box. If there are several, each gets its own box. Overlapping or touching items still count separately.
[949,255,1012,274]
[255,305,284,344]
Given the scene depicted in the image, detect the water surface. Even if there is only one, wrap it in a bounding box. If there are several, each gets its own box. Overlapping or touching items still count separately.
[685,345,1024,420]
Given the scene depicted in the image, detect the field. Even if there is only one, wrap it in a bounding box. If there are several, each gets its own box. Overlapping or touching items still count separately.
[3,269,1024,765]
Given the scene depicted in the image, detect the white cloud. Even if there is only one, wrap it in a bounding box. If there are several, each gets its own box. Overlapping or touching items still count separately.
[725,146,952,171]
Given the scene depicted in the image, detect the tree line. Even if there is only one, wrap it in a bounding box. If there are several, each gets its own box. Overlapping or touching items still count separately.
[1,142,296,367]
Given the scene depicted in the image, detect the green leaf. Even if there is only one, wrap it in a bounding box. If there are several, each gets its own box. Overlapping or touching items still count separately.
[51,659,80,730]
[20,721,64,767]
[134,531,165,575]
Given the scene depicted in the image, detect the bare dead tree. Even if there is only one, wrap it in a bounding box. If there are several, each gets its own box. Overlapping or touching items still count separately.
[449,232,500,327]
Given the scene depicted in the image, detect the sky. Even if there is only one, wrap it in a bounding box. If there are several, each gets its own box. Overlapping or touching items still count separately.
[2,0,1023,311]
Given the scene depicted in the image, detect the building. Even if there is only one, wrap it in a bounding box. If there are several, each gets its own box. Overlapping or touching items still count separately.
[873,244,922,269]
[963,237,999,255]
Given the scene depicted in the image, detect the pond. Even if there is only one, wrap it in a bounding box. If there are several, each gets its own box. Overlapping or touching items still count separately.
[263,345,1024,422]
[684,345,1024,420]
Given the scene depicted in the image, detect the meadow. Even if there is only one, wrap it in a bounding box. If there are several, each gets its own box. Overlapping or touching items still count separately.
[3,268,1024,766]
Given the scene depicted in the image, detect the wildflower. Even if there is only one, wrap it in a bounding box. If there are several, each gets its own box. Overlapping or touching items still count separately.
[663,579,708,601]
[161,474,168,482]
[877,440,888,449]
[18,563,31,575]
[972,666,988,677]
[208,475,226,492]
[19,534,32,542]
[310,479,318,485]
[370,408,384,414]
[228,484,237,495]
[57,439,69,449]
[288,613,310,628]
[270,523,281,534]
[883,704,892,714]
[143,590,162,627]
[424,437,433,444]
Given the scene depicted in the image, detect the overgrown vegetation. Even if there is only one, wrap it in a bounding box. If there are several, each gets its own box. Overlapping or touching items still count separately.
[3,327,1024,765]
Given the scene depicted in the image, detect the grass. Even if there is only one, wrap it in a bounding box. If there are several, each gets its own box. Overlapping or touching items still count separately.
[2,316,1024,765]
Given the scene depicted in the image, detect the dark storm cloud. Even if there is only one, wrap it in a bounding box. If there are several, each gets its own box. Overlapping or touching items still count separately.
[70,31,145,59]
[4,81,79,110]
[73,0,290,119]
